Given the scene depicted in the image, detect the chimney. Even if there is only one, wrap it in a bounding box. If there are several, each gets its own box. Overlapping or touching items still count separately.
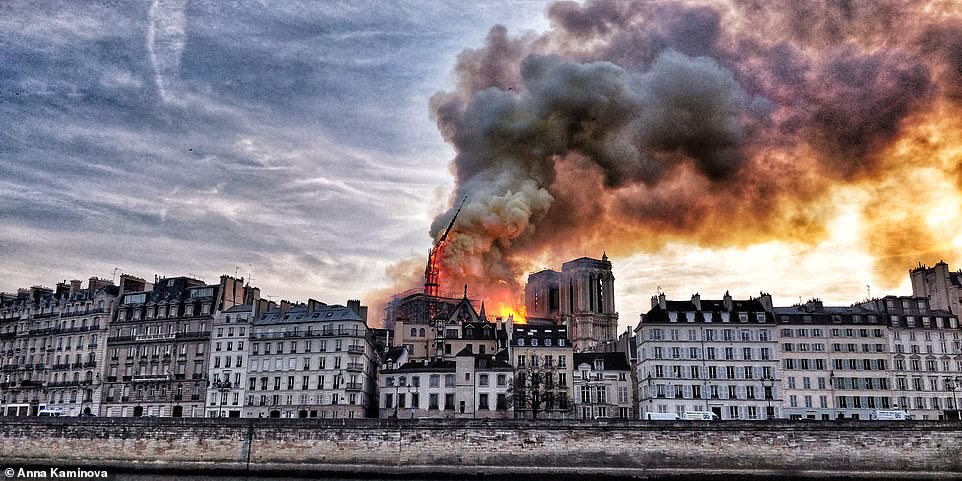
[723,291,733,312]
[88,277,111,291]
[69,280,82,295]
[691,293,701,311]
[658,292,666,310]
[280,300,292,315]
[347,299,361,316]
[56,281,70,298]
[758,292,773,312]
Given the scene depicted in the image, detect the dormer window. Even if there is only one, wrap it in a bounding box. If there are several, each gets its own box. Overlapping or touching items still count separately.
[559,339,566,347]
[517,338,525,346]
[544,338,552,347]
[594,359,604,370]
[531,338,539,347]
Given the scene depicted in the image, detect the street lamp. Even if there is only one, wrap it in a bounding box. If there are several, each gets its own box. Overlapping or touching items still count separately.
[392,379,400,419]
[763,376,773,420]
[408,385,418,419]
[947,377,962,421]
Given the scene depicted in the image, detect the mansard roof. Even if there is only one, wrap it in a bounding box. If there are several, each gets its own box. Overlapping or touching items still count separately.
[511,324,569,346]
[254,305,361,325]
[573,352,630,371]
[644,300,775,325]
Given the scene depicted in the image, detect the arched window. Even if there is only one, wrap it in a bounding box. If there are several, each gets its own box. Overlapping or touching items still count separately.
[411,328,417,337]
[419,328,425,337]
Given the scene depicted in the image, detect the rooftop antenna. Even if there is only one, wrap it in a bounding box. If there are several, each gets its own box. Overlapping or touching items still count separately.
[866,284,871,299]
[234,266,240,278]
[110,267,122,283]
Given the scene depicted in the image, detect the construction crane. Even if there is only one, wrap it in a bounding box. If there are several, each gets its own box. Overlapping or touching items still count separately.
[424,196,467,297]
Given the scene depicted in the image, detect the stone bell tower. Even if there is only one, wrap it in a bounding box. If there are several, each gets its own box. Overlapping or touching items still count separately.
[559,253,618,352]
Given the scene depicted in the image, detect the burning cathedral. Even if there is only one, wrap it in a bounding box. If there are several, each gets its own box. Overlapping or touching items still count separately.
[524,254,619,352]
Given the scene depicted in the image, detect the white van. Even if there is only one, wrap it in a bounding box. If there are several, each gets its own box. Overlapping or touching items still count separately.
[38,407,64,417]
[875,410,909,420]
[643,412,680,420]
[683,411,719,420]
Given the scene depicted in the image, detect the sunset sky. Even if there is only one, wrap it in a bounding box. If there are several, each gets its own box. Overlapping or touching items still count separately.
[2,1,960,330]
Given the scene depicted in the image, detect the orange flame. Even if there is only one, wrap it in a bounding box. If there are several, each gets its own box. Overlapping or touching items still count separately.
[497,302,527,324]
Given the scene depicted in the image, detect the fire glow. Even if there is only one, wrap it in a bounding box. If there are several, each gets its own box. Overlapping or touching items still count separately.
[497,302,527,324]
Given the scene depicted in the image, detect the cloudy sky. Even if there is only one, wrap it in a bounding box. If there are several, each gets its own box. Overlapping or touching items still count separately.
[2,1,960,330]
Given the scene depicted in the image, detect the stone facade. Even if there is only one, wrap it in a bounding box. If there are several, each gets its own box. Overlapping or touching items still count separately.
[378,349,513,418]
[101,275,246,417]
[509,324,574,418]
[635,292,781,420]
[857,295,962,419]
[523,255,619,352]
[572,352,633,419]
[2,418,962,477]
[245,303,376,419]
[0,279,122,417]
[911,261,962,317]
[205,304,255,417]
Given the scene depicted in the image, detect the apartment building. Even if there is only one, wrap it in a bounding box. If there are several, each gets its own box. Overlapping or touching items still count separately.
[510,324,574,418]
[102,275,245,417]
[857,295,962,419]
[774,300,889,420]
[0,279,122,417]
[205,304,255,417]
[572,352,633,419]
[245,302,376,418]
[635,293,780,420]
[379,348,513,418]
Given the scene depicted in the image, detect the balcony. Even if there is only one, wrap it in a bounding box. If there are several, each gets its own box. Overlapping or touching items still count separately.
[345,382,362,391]
[71,363,84,369]
[19,380,42,387]
[132,374,170,382]
[346,362,364,372]
[83,361,97,368]
[191,373,206,380]
[212,379,234,390]
[347,345,365,354]
[106,376,117,382]
[176,331,211,340]
[135,333,176,342]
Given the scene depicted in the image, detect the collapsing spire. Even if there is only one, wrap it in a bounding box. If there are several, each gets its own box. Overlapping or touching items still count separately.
[424,196,467,296]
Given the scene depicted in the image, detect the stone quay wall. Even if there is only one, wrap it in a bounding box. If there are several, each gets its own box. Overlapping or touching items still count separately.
[0,418,960,478]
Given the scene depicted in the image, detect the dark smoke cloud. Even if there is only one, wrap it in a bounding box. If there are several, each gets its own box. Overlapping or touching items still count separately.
[427,0,962,299]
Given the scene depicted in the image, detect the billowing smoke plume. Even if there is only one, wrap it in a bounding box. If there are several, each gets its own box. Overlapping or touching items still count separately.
[426,0,962,301]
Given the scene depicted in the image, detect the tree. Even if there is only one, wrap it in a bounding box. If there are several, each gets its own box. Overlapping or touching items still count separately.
[507,362,572,419]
